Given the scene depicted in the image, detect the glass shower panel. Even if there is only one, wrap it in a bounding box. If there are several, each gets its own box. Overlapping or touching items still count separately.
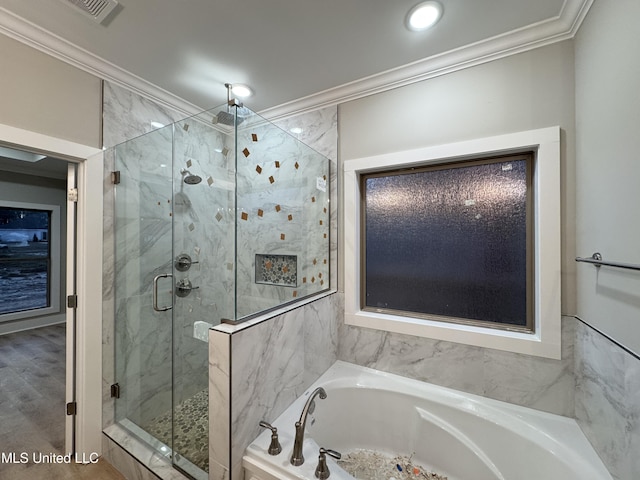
[235,110,330,320]
[169,110,236,475]
[113,125,174,451]
[110,101,331,480]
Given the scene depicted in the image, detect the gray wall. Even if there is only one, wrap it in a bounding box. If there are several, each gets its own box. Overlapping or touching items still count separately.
[0,33,101,147]
[574,1,640,479]
[0,32,101,332]
[337,41,577,416]
[574,0,640,357]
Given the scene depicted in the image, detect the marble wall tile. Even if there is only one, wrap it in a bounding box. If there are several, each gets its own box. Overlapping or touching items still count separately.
[230,307,306,457]
[102,428,190,480]
[209,329,230,476]
[228,293,340,478]
[272,107,338,292]
[102,83,339,480]
[103,82,184,148]
[102,147,117,430]
[338,321,486,396]
[234,112,332,317]
[575,320,640,480]
[102,82,184,435]
[483,317,575,416]
[338,316,577,416]
[225,107,343,479]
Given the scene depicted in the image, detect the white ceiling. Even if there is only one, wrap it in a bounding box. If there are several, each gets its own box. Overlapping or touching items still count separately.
[0,0,591,117]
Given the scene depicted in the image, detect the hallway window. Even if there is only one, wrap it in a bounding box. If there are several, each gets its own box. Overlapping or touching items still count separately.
[0,207,52,315]
[362,154,533,331]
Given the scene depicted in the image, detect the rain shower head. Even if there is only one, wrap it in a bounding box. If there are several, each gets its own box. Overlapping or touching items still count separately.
[213,84,246,126]
[181,169,202,185]
[214,110,238,126]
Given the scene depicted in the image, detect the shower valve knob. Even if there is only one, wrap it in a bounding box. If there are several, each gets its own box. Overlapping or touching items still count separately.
[175,278,199,297]
[175,253,199,272]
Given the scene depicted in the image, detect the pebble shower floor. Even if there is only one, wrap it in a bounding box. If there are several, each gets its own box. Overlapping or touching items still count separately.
[143,389,209,471]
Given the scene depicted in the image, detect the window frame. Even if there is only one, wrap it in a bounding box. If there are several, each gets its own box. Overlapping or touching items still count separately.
[343,127,561,359]
[0,201,61,323]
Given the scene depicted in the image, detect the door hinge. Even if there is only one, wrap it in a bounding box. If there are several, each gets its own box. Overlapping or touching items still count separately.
[66,402,77,415]
[111,171,121,184]
[110,383,120,399]
[67,295,78,309]
[68,187,78,202]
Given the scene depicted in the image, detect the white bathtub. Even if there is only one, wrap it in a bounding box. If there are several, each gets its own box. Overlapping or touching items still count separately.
[243,361,612,480]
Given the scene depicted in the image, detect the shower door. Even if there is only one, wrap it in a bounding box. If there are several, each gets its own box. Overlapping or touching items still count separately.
[113,124,176,464]
[113,110,236,479]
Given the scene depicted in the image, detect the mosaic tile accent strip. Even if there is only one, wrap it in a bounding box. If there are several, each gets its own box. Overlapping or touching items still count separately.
[142,389,209,472]
[255,254,297,286]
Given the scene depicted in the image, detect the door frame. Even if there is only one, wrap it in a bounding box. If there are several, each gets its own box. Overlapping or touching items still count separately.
[0,122,103,458]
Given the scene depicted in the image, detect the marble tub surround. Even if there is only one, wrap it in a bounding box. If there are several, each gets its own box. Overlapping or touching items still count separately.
[338,315,576,417]
[209,328,231,480]
[575,320,640,480]
[208,292,340,480]
[209,107,339,480]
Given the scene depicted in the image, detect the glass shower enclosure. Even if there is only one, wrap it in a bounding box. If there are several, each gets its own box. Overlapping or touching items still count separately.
[112,102,330,478]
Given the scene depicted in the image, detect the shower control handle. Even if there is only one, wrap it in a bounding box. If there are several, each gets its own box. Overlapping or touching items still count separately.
[175,278,199,298]
[152,273,173,311]
[175,253,199,272]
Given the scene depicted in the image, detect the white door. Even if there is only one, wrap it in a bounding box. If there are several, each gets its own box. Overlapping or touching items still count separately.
[65,162,78,454]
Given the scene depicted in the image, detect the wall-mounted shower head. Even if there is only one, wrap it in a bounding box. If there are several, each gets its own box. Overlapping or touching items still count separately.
[180,168,202,185]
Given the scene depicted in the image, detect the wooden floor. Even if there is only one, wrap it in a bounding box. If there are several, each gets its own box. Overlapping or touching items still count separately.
[0,325,125,479]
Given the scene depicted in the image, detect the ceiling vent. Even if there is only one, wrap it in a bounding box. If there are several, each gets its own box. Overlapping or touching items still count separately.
[63,0,119,24]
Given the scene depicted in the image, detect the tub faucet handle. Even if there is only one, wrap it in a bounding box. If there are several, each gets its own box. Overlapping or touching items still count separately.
[259,421,282,455]
[315,447,341,479]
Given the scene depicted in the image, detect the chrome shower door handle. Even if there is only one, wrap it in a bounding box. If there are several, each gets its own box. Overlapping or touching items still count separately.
[153,273,173,311]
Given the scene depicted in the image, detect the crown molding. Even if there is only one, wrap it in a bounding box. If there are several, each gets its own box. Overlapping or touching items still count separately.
[0,7,203,118]
[260,0,594,120]
[0,0,593,122]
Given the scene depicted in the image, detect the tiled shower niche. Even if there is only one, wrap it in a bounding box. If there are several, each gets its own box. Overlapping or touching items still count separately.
[255,254,298,286]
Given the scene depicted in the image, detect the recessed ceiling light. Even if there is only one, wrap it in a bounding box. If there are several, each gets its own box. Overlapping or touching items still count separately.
[151,121,165,129]
[231,84,253,98]
[406,1,443,31]
[289,127,303,134]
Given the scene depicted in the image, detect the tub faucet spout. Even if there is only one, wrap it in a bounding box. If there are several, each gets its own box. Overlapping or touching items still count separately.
[290,387,327,466]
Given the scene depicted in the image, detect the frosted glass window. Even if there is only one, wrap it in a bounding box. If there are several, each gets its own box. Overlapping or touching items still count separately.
[363,154,532,330]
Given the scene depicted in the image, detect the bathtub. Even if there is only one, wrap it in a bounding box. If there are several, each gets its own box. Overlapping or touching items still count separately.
[243,361,612,480]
